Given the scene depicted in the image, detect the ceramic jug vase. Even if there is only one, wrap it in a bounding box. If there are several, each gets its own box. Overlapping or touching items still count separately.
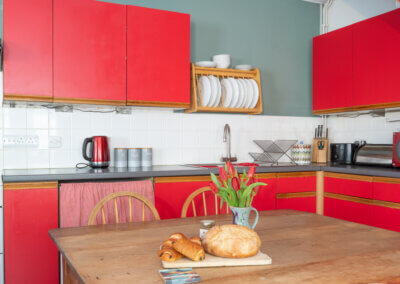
[229,206,259,229]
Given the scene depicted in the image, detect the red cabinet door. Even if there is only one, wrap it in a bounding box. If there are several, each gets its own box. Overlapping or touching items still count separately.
[353,9,400,107]
[313,26,353,112]
[373,179,400,204]
[276,197,316,213]
[324,197,373,226]
[276,173,316,193]
[127,6,190,107]
[372,205,400,232]
[4,183,59,284]
[3,0,53,102]
[53,0,126,105]
[154,178,210,219]
[325,175,373,199]
[252,176,276,211]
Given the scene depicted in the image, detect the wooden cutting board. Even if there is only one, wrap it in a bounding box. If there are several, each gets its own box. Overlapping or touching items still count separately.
[162,251,272,268]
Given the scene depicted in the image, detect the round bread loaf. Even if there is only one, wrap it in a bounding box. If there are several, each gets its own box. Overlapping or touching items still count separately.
[202,225,261,258]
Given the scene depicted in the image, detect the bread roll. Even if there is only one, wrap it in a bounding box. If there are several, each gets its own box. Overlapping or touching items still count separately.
[158,248,183,262]
[173,236,205,261]
[189,237,202,246]
[168,233,184,244]
[202,225,261,258]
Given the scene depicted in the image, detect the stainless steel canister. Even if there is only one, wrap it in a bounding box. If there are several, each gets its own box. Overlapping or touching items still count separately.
[114,148,128,167]
[128,148,142,168]
[141,148,153,167]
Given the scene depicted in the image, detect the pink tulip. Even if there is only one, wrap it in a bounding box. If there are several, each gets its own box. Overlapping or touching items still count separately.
[226,161,235,176]
[248,166,256,179]
[209,182,218,194]
[219,167,228,182]
[232,177,240,191]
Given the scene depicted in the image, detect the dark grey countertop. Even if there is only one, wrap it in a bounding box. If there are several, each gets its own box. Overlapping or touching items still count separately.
[3,163,400,183]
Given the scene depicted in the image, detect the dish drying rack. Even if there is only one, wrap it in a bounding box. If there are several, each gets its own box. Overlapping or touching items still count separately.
[249,140,298,165]
[185,63,263,114]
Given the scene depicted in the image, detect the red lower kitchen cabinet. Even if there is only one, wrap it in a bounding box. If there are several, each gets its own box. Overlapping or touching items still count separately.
[276,197,316,213]
[251,175,276,211]
[324,197,373,226]
[4,182,59,284]
[313,25,353,113]
[154,177,211,219]
[127,5,190,108]
[53,0,126,105]
[372,205,400,232]
[325,173,373,199]
[3,0,53,102]
[276,172,316,193]
[372,177,400,232]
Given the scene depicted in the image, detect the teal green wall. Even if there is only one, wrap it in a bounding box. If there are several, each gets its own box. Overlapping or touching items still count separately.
[102,0,320,116]
[0,0,319,116]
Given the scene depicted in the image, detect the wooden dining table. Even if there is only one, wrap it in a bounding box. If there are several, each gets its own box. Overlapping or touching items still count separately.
[49,210,400,283]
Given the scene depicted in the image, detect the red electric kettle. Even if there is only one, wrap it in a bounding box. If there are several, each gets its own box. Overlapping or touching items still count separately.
[82,136,110,168]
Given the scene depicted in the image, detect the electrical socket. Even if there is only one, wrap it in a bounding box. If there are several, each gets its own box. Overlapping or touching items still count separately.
[49,136,62,148]
[3,135,39,148]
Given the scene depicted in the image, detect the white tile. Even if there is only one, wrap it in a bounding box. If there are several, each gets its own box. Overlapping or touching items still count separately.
[0,253,3,284]
[0,185,3,206]
[26,108,49,129]
[71,111,91,129]
[71,129,90,150]
[91,113,112,130]
[4,149,27,169]
[70,149,86,166]
[49,110,72,129]
[27,150,50,168]
[130,130,148,148]
[49,129,71,150]
[3,108,26,129]
[49,150,72,168]
[0,209,3,253]
[111,114,131,130]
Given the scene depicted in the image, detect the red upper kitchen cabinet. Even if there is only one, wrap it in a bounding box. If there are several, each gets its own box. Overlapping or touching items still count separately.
[154,177,211,219]
[313,25,353,113]
[251,174,276,211]
[4,182,59,284]
[353,9,400,107]
[53,0,126,105]
[3,0,53,102]
[127,6,190,108]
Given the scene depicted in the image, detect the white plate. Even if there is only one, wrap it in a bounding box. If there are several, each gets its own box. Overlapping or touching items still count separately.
[249,79,259,108]
[236,79,246,108]
[234,64,254,70]
[213,76,222,107]
[237,79,248,108]
[208,75,218,107]
[228,78,239,108]
[199,76,212,107]
[221,79,233,107]
[195,61,217,68]
[243,79,254,108]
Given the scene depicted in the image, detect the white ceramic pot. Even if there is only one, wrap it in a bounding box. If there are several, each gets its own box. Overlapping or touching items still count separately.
[212,54,231,69]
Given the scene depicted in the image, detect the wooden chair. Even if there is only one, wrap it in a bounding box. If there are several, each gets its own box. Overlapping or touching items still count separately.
[181,186,230,218]
[88,191,160,225]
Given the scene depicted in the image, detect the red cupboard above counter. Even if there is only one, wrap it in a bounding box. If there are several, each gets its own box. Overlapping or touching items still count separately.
[313,8,400,115]
[3,0,190,108]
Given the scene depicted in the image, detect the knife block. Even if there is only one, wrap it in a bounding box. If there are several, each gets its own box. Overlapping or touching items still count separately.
[312,138,329,163]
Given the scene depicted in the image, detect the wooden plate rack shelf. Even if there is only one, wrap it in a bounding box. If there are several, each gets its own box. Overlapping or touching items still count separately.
[185,63,263,114]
